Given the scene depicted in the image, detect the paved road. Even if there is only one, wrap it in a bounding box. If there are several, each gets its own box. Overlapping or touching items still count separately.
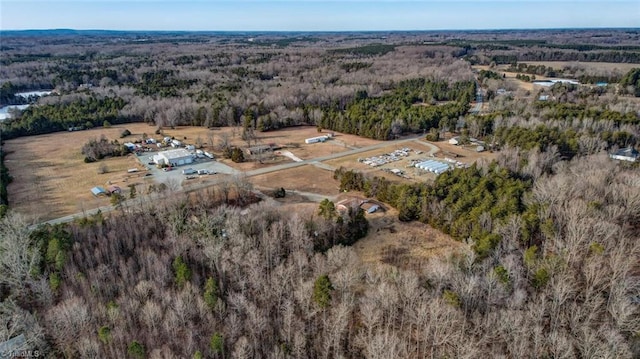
[32,135,438,228]
[469,80,484,114]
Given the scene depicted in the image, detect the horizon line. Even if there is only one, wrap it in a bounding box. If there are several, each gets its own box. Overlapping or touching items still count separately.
[2,26,639,33]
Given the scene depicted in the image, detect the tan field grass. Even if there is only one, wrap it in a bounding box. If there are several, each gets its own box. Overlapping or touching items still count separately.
[355,208,469,268]
[4,124,156,221]
[250,164,339,196]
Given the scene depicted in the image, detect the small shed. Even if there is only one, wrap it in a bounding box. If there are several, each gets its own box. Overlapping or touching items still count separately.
[91,186,108,197]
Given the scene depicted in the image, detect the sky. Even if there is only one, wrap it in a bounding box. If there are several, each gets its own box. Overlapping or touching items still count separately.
[1,0,639,31]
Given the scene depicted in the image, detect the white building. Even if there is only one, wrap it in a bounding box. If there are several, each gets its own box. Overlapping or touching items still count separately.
[609,148,639,162]
[154,149,193,167]
[305,135,329,144]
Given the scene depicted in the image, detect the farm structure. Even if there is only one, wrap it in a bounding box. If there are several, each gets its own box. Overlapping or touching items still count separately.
[305,135,331,144]
[533,79,580,87]
[91,186,108,197]
[414,160,451,174]
[153,148,193,167]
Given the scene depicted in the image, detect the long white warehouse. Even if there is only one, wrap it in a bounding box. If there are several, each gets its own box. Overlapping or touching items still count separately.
[415,160,451,174]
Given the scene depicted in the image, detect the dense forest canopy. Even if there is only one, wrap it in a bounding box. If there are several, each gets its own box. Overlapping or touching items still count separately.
[0,29,639,358]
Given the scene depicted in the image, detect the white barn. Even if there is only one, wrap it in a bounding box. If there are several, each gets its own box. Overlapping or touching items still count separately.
[154,149,193,167]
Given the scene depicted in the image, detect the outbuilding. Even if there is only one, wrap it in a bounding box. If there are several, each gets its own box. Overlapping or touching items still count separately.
[91,186,108,197]
[305,135,329,144]
[609,147,639,162]
[154,148,193,167]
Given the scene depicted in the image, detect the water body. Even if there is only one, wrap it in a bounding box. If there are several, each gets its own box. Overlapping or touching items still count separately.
[15,90,53,98]
[0,104,30,121]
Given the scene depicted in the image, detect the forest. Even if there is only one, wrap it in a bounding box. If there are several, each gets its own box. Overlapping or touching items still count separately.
[0,29,639,358]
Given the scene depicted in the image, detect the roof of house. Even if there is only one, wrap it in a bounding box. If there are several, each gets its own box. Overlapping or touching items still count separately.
[612,147,639,158]
[91,186,107,196]
[159,148,192,160]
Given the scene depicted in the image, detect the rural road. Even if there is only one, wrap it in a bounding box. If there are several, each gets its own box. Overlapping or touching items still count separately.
[31,135,437,228]
[469,80,484,114]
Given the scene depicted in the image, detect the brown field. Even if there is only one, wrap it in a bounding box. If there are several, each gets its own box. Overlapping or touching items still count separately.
[271,194,468,268]
[250,164,339,196]
[428,139,498,164]
[4,124,156,221]
[354,208,469,269]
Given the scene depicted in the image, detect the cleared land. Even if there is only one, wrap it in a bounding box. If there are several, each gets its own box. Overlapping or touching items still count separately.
[323,139,494,182]
[4,124,155,221]
[250,164,338,196]
[515,61,639,72]
[271,194,468,268]
[354,208,469,269]
[3,124,382,221]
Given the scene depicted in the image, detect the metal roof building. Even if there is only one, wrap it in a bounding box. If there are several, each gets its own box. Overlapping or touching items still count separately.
[415,160,451,174]
[154,149,193,167]
[91,186,108,196]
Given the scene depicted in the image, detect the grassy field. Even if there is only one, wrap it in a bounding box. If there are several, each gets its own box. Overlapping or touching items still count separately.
[250,164,339,196]
[3,124,375,221]
[353,208,469,269]
[4,124,155,221]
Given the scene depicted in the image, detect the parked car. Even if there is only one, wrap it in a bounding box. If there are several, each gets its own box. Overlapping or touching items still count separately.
[182,168,196,175]
[162,167,173,172]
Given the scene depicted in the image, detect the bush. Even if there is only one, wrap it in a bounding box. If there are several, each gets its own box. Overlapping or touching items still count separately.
[204,277,218,309]
[103,120,111,128]
[210,333,224,354]
[532,268,550,289]
[127,341,145,359]
[98,326,111,344]
[172,256,192,288]
[120,129,131,138]
[272,187,286,198]
[313,274,333,308]
[231,147,245,163]
[443,289,461,307]
[97,164,109,174]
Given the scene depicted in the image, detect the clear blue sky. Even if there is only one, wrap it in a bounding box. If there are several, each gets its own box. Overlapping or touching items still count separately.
[1,1,638,31]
